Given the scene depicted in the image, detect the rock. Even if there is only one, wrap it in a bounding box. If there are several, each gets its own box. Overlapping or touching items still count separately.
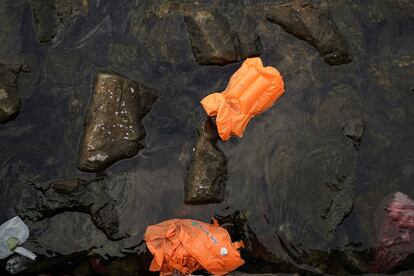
[129,11,189,64]
[0,63,29,123]
[313,84,365,148]
[0,1,25,61]
[216,211,327,274]
[128,2,261,65]
[265,126,358,242]
[30,0,88,44]
[265,0,352,65]
[77,72,158,172]
[230,9,263,63]
[319,175,355,233]
[30,0,59,44]
[6,255,32,274]
[184,118,228,204]
[360,54,414,158]
[300,135,357,240]
[20,177,126,241]
[342,116,365,147]
[261,108,359,249]
[183,8,262,65]
[108,44,138,68]
[364,0,414,23]
[128,0,192,65]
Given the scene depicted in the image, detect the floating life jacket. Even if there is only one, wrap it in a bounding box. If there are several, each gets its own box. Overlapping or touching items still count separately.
[201,57,285,141]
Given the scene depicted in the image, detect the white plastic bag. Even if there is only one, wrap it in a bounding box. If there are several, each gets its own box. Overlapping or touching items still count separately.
[0,217,35,260]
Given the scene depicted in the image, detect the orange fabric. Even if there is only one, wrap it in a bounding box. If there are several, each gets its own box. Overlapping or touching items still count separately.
[201,57,285,141]
[144,219,244,275]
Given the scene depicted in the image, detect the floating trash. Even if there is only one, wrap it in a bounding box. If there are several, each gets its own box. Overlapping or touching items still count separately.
[0,216,36,261]
[372,192,414,272]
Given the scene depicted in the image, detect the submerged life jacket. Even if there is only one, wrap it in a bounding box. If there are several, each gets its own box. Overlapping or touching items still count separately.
[144,219,244,275]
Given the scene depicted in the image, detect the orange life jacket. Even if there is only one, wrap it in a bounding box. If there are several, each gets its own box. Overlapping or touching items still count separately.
[145,219,244,275]
[201,57,285,141]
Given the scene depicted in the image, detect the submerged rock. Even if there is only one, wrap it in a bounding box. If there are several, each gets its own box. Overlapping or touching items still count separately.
[6,255,33,274]
[184,118,228,204]
[184,8,262,65]
[0,63,29,123]
[302,135,357,240]
[108,44,138,68]
[265,0,352,65]
[20,177,126,241]
[77,72,158,172]
[314,84,365,148]
[0,1,25,61]
[129,8,190,64]
[216,211,327,274]
[30,0,88,44]
[128,2,261,65]
[264,124,358,243]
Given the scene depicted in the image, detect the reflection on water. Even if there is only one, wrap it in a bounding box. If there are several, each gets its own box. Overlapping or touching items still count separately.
[0,0,413,274]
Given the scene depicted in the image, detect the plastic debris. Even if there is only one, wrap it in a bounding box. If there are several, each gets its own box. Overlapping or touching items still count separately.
[0,217,36,261]
[200,57,284,141]
[145,219,244,275]
[372,192,414,272]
